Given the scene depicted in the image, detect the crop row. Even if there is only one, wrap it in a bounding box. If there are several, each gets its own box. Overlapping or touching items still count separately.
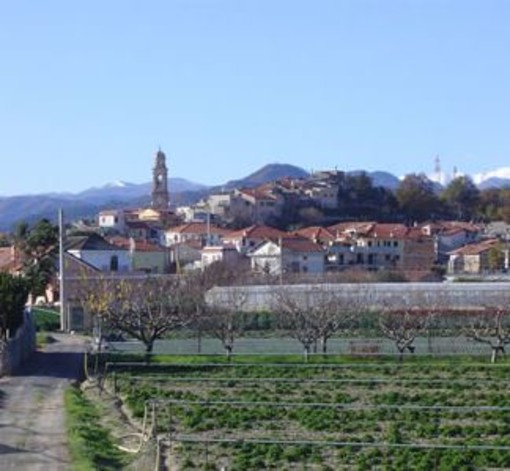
[105,359,510,469]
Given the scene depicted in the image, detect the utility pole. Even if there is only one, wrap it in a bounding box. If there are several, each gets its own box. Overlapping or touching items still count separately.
[58,209,67,332]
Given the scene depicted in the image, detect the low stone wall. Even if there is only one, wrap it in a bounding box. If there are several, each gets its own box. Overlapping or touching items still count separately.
[0,311,36,376]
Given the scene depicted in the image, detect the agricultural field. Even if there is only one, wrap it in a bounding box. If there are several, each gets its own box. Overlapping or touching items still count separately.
[100,355,510,470]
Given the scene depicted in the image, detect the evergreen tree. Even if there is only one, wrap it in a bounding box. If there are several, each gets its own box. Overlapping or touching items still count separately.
[441,176,480,220]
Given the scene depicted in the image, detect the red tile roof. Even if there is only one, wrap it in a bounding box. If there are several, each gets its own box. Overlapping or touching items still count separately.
[328,222,432,241]
[294,226,336,243]
[281,237,324,253]
[166,222,228,235]
[328,221,376,235]
[108,237,166,252]
[237,188,278,201]
[365,223,409,239]
[225,225,289,240]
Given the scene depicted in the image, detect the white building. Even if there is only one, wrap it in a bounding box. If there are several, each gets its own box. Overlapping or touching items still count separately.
[65,233,132,272]
[248,237,325,275]
[98,209,126,233]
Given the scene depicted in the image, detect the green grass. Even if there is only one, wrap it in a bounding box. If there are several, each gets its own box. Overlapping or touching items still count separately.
[103,351,509,366]
[65,386,129,471]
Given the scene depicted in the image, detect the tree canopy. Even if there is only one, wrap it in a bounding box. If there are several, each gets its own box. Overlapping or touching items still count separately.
[15,219,59,300]
[441,176,480,220]
[396,173,441,222]
[0,273,30,342]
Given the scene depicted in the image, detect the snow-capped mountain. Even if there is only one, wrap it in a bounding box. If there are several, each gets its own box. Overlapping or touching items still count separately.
[424,166,510,190]
[103,180,132,188]
[473,167,510,188]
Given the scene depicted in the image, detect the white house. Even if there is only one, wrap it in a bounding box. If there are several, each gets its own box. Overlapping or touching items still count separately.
[201,244,248,269]
[163,222,227,247]
[65,233,132,272]
[98,209,126,233]
[248,237,325,275]
[222,225,289,254]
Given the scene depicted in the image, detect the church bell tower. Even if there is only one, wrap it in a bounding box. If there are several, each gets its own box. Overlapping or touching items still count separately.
[151,148,169,210]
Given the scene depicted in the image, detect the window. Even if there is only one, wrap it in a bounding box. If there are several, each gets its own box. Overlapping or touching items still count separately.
[110,255,119,272]
[393,241,398,247]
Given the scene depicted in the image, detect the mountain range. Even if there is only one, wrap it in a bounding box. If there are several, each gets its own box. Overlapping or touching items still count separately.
[1,164,510,231]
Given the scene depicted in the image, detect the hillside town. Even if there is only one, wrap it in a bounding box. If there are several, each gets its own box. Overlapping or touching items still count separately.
[1,149,509,288]
[73,150,510,279]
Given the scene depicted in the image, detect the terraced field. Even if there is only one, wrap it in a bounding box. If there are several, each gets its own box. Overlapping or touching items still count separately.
[103,357,510,470]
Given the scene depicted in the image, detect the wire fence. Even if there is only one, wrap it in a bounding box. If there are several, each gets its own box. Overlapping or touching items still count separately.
[106,335,495,357]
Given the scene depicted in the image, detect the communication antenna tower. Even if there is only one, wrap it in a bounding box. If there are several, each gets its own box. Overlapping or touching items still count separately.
[434,155,441,182]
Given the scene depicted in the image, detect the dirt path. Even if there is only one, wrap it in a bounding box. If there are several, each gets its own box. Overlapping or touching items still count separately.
[0,333,87,471]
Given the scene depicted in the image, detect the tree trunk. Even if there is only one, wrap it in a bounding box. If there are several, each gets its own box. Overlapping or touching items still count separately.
[225,345,232,363]
[321,337,328,355]
[491,347,498,364]
[144,341,154,363]
[197,330,202,354]
[304,345,310,363]
[398,346,405,363]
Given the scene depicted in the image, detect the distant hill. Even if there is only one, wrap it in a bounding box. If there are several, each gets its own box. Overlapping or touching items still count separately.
[478,177,510,190]
[0,177,207,231]
[0,195,103,231]
[220,163,309,190]
[6,163,510,232]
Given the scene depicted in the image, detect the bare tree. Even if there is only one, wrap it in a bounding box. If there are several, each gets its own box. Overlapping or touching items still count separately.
[180,262,251,354]
[378,292,437,360]
[379,310,431,358]
[272,284,371,359]
[272,286,321,361]
[314,285,368,354]
[79,275,187,355]
[197,286,248,360]
[465,303,510,363]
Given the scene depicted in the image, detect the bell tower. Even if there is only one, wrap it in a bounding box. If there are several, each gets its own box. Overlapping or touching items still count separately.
[151,148,169,210]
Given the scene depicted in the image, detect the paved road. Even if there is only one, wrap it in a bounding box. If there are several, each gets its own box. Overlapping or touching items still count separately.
[0,333,87,471]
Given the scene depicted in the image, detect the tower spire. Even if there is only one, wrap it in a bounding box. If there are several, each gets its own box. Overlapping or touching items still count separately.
[151,148,169,210]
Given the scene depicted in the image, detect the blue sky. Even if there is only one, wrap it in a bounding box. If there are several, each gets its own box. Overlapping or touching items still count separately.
[1,0,510,195]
